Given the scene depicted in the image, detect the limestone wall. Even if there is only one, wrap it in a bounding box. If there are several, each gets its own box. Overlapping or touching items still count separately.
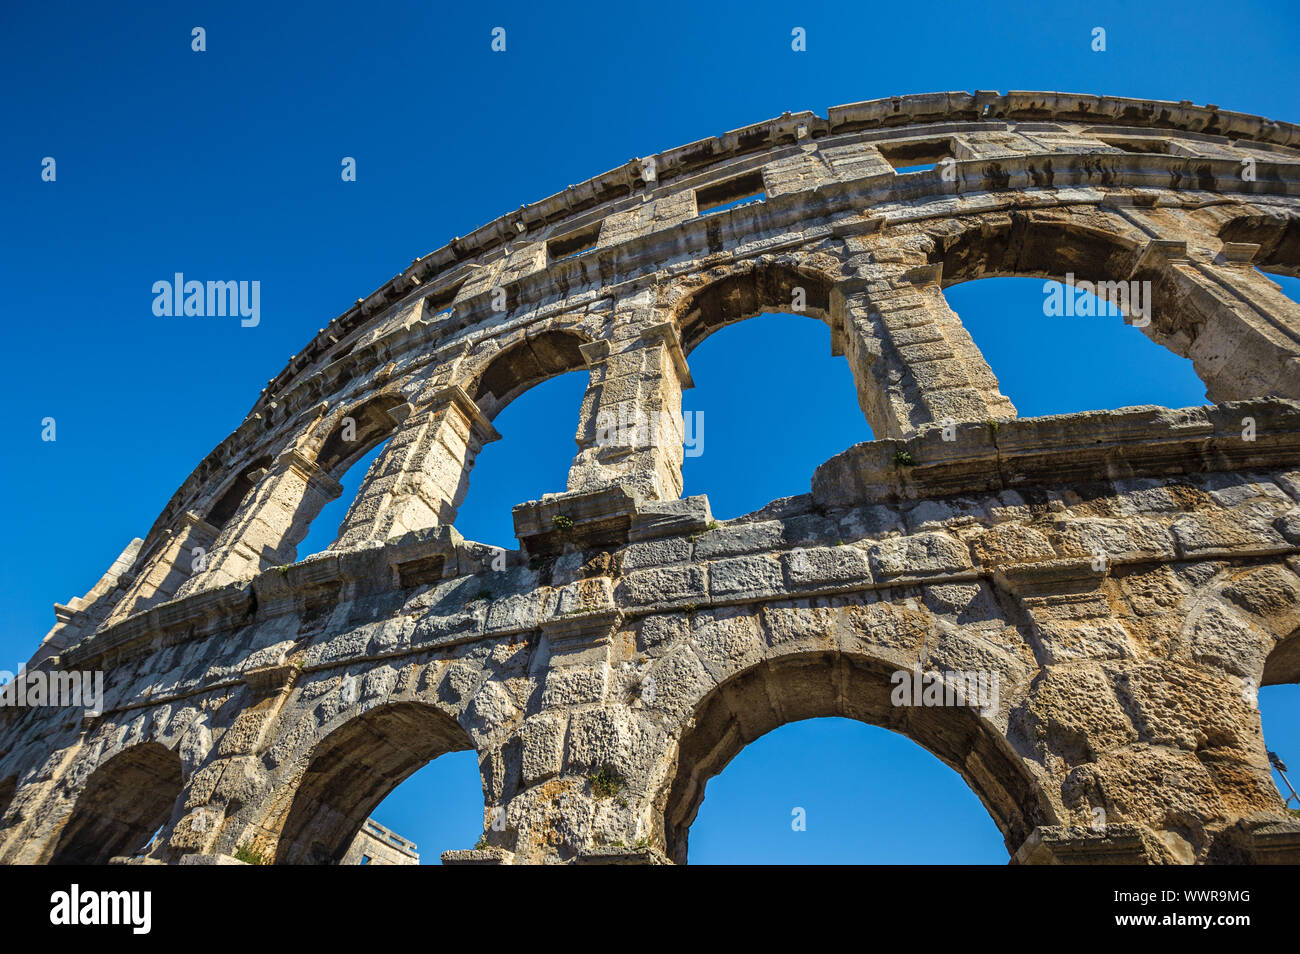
[3,91,1300,865]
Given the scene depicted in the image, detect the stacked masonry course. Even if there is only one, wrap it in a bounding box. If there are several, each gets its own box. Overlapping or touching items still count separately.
[3,90,1300,865]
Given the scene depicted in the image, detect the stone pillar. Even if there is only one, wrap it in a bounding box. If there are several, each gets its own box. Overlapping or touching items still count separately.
[566,321,692,502]
[332,388,499,549]
[454,590,670,865]
[176,451,341,595]
[1135,241,1300,402]
[103,512,220,625]
[832,265,1017,438]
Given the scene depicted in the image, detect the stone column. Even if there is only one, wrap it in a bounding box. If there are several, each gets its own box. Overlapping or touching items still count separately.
[103,512,220,625]
[832,265,1017,438]
[566,321,692,503]
[332,388,500,549]
[176,451,341,595]
[1135,241,1300,402]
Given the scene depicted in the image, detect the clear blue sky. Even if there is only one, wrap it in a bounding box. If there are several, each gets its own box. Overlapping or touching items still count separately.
[3,0,1298,864]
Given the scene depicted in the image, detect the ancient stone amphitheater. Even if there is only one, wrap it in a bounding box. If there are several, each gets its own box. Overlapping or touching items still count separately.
[4,91,1300,865]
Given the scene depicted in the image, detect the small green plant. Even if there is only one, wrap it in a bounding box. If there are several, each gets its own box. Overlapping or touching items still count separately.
[986,418,1001,434]
[552,514,575,532]
[690,520,719,543]
[275,566,290,576]
[588,766,625,799]
[893,450,915,467]
[474,834,489,850]
[634,836,651,849]
[234,843,269,866]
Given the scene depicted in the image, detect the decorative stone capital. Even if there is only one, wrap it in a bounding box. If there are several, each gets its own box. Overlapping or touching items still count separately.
[639,321,694,389]
[579,339,612,367]
[1130,238,1190,275]
[427,384,501,444]
[281,449,344,496]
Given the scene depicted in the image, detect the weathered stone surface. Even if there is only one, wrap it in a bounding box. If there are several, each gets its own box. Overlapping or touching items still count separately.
[5,92,1300,868]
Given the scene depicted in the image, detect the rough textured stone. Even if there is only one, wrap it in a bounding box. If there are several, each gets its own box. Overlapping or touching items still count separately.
[4,92,1300,868]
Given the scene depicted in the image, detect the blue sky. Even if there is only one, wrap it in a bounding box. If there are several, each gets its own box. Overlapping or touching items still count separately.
[2,0,1298,863]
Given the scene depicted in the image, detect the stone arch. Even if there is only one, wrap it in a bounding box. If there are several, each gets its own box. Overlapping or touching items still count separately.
[655,649,1049,865]
[313,393,407,479]
[47,742,183,864]
[206,455,274,531]
[176,393,410,589]
[327,330,594,550]
[925,207,1300,402]
[270,701,476,864]
[469,328,590,420]
[1171,559,1300,688]
[669,260,837,355]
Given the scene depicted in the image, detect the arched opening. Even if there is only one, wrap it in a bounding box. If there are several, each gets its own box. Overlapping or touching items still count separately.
[272,701,476,864]
[680,311,871,518]
[674,262,832,353]
[673,263,867,518]
[353,750,483,865]
[660,652,1047,865]
[470,330,588,419]
[451,329,590,547]
[295,441,389,558]
[206,456,273,531]
[688,718,1007,863]
[944,276,1207,416]
[930,210,1299,403]
[1261,625,1300,818]
[1260,683,1300,816]
[48,742,183,864]
[291,396,405,558]
[315,395,406,478]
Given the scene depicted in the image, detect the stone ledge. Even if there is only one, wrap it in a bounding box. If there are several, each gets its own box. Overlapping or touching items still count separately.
[513,485,642,556]
[1012,824,1165,864]
[1209,816,1300,863]
[1241,820,1300,863]
[575,845,673,865]
[441,847,514,865]
[814,400,1300,507]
